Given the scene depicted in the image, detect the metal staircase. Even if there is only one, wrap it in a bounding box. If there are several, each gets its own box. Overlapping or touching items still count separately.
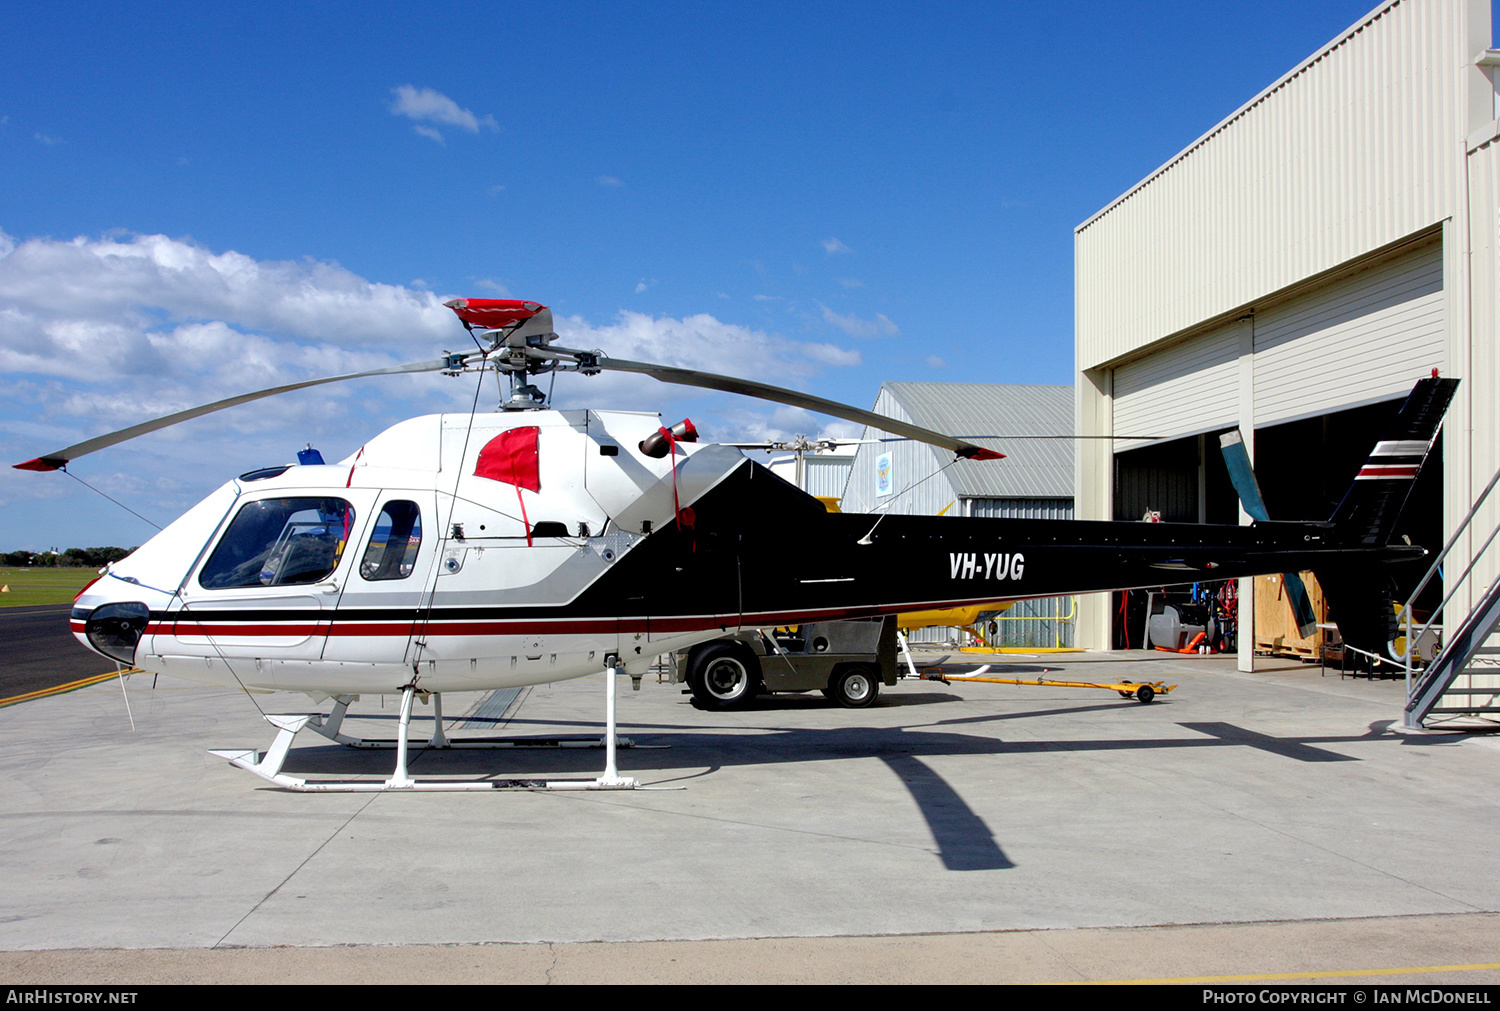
[1403,464,1500,728]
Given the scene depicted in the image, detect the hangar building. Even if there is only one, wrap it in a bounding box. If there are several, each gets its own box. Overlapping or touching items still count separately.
[1074,0,1500,670]
[843,382,1074,644]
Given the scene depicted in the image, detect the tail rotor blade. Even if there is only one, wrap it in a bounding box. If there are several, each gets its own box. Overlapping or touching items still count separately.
[1218,431,1320,637]
[596,356,1003,461]
[14,357,453,471]
[1282,571,1319,639]
[1218,430,1270,522]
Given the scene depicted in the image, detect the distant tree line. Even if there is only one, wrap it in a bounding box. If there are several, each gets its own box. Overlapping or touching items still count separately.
[2,547,135,568]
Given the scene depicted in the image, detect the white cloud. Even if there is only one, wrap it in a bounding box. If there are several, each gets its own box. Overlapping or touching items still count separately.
[389,85,498,142]
[804,343,863,367]
[817,302,899,338]
[821,237,852,255]
[835,277,864,288]
[926,355,946,368]
[0,230,459,514]
[34,133,61,146]
[0,229,863,543]
[634,278,657,294]
[709,405,865,448]
[553,311,851,387]
[596,175,624,187]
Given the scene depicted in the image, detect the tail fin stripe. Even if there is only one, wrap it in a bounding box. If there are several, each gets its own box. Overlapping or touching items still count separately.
[1371,440,1430,456]
[1328,375,1457,547]
[1356,464,1421,480]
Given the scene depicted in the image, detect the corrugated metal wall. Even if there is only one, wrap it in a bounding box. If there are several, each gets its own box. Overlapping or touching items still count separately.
[1253,235,1445,425]
[768,454,855,501]
[1076,0,1473,371]
[1452,131,1500,700]
[1107,234,1445,449]
[966,497,1073,520]
[1112,326,1242,452]
[906,496,1077,644]
[1461,133,1500,610]
[842,388,960,517]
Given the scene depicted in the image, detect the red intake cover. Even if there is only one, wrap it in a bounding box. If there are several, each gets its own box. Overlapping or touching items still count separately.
[473,427,541,492]
[443,298,546,329]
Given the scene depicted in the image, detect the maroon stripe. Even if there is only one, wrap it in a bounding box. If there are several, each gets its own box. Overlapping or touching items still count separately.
[144,594,1024,640]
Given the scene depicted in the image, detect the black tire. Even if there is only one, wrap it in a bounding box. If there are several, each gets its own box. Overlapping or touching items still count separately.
[828,666,880,708]
[687,642,762,710]
[1136,684,1156,704]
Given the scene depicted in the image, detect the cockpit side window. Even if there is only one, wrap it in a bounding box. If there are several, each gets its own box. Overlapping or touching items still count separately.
[199,497,355,589]
[359,501,423,581]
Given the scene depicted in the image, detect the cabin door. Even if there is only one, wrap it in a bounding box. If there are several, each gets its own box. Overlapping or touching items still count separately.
[321,491,440,666]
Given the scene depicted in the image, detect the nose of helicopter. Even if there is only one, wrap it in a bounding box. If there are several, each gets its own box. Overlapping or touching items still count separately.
[71,579,152,667]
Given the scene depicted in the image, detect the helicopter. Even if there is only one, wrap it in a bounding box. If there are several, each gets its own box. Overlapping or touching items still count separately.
[15,299,1457,792]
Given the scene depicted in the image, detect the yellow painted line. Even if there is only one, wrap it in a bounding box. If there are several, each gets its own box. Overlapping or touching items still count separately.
[958,647,1086,654]
[1063,961,1500,985]
[0,669,138,709]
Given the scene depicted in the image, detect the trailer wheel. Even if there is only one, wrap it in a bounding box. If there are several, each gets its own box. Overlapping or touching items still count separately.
[1117,690,1135,699]
[1136,684,1156,704]
[687,642,761,710]
[828,666,880,708]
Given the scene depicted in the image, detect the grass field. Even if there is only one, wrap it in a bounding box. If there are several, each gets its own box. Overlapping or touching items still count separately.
[0,568,99,607]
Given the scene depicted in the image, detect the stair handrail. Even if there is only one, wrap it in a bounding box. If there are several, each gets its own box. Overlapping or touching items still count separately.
[1399,461,1500,698]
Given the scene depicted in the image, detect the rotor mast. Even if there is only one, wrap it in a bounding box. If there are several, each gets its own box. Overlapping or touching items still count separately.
[443,298,603,411]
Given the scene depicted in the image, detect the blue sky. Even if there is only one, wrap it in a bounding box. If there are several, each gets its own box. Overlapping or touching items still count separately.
[0,1,1450,549]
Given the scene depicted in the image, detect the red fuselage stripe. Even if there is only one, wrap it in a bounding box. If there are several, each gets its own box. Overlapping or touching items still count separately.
[136,597,1019,640]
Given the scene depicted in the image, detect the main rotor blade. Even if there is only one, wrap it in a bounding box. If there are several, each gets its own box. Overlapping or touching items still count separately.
[597,357,1002,460]
[15,358,453,471]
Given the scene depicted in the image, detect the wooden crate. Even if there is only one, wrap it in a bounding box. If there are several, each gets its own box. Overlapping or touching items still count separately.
[1254,570,1330,660]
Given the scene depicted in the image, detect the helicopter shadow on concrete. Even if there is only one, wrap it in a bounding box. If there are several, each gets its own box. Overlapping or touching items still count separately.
[271,698,1441,873]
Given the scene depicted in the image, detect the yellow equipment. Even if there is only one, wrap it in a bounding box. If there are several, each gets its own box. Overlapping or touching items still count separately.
[922,665,1175,704]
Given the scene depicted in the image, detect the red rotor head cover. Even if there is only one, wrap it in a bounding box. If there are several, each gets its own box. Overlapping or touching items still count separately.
[443,298,547,329]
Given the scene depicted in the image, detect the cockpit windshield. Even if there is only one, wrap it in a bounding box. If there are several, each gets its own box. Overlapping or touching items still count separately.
[200,497,355,589]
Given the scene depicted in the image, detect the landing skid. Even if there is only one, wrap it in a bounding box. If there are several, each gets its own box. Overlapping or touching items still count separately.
[210,662,662,793]
[305,692,639,751]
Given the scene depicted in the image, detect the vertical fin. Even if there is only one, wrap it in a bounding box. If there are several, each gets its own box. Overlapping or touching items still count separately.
[1329,377,1457,546]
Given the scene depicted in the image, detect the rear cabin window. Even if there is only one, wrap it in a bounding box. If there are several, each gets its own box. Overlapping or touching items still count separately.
[360,501,423,581]
[200,497,356,589]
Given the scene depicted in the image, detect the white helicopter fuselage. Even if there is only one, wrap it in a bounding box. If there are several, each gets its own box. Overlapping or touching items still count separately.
[72,409,750,695]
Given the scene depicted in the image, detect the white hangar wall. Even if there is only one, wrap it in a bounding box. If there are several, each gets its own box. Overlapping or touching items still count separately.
[1074,0,1500,658]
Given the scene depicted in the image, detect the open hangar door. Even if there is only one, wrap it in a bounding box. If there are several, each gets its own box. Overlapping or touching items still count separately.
[1109,399,1445,653]
[1111,432,1242,651]
[1104,233,1446,655]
